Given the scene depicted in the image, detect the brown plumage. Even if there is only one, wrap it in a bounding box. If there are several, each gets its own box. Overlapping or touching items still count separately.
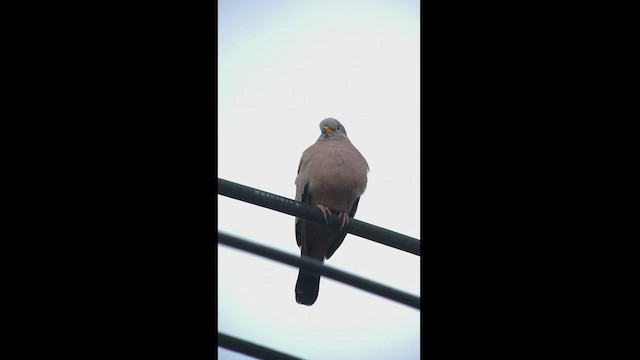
[294,118,369,306]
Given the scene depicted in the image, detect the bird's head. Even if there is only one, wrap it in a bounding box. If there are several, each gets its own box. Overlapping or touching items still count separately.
[319,118,348,139]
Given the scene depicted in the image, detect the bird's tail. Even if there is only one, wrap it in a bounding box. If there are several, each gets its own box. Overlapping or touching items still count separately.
[295,269,321,306]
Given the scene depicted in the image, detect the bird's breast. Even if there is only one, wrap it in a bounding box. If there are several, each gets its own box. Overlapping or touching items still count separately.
[302,141,368,211]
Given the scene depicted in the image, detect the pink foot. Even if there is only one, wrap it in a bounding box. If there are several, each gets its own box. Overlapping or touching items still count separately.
[316,204,332,223]
[338,212,349,231]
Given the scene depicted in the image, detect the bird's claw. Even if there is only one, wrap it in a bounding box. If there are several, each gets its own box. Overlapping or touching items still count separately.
[316,204,332,224]
[316,204,349,230]
[338,212,349,231]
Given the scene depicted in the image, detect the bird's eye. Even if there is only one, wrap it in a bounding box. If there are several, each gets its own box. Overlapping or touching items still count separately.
[337,126,340,130]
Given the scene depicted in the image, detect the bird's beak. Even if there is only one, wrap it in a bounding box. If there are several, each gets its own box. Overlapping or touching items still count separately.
[323,125,333,135]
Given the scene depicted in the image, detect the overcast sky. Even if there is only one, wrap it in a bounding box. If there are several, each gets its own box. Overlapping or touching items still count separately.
[218,1,420,359]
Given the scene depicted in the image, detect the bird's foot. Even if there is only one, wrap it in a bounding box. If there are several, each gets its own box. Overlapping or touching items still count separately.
[338,212,350,231]
[316,204,332,224]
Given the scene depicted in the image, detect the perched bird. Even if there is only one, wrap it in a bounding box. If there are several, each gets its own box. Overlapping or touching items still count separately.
[294,118,369,306]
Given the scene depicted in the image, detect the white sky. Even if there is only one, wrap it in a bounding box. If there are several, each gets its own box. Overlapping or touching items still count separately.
[218,1,420,359]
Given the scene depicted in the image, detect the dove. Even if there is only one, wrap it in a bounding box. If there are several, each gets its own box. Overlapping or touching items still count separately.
[294,118,369,306]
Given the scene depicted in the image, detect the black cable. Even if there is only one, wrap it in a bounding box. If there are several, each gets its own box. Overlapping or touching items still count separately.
[218,231,421,310]
[218,332,304,360]
[217,178,420,256]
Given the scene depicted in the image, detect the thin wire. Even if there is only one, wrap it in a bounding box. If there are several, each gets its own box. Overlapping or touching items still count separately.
[218,231,421,310]
[217,178,420,256]
[219,332,305,360]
